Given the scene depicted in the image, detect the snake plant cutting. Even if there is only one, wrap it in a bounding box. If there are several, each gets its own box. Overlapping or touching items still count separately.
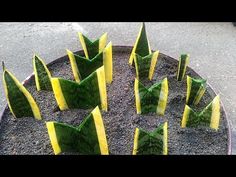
[46,106,109,155]
[186,75,207,105]
[33,55,52,91]
[182,95,220,130]
[133,122,168,155]
[177,54,190,81]
[51,66,107,111]
[2,62,41,120]
[67,42,112,84]
[134,78,168,115]
[129,23,159,68]
[78,32,108,59]
[134,51,159,80]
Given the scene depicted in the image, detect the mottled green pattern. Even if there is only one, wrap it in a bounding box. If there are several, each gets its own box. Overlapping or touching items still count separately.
[54,123,80,152]
[134,53,152,79]
[151,123,164,137]
[82,34,100,59]
[58,71,101,109]
[136,126,164,155]
[187,77,206,105]
[74,52,103,80]
[186,104,213,127]
[34,56,52,91]
[138,80,162,114]
[177,54,188,81]
[77,114,100,154]
[135,23,150,57]
[53,113,100,154]
[4,71,34,118]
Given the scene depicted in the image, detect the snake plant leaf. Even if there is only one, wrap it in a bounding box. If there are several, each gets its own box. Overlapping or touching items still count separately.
[2,62,41,120]
[181,95,220,130]
[186,75,207,105]
[134,51,159,80]
[78,32,107,59]
[67,42,112,83]
[46,106,109,155]
[51,66,107,111]
[177,54,190,81]
[129,23,151,65]
[133,122,168,155]
[33,55,52,91]
[134,78,168,115]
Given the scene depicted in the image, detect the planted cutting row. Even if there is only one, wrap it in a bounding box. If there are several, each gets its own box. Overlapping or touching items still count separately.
[2,33,111,155]
[1,23,221,155]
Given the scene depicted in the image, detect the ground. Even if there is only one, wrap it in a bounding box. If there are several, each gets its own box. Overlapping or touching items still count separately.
[0,22,236,154]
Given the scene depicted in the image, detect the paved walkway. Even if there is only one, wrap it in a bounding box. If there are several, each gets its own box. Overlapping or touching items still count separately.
[0,22,236,154]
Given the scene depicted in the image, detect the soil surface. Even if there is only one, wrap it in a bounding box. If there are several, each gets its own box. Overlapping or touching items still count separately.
[0,48,228,155]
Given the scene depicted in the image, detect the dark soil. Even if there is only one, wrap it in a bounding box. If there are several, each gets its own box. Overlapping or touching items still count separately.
[0,48,228,155]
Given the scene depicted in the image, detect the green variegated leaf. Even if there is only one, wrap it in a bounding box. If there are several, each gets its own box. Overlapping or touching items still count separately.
[67,42,113,84]
[181,95,220,130]
[78,32,107,59]
[129,23,151,65]
[46,106,109,155]
[2,62,41,120]
[186,75,207,105]
[134,78,168,115]
[177,54,189,81]
[51,66,107,111]
[134,51,159,80]
[133,122,168,155]
[33,55,52,91]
